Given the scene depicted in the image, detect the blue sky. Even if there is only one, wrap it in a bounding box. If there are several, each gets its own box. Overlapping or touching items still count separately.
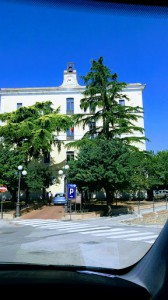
[0,0,168,153]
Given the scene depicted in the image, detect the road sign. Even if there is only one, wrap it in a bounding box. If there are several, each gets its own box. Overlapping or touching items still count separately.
[67,184,76,200]
[0,186,7,193]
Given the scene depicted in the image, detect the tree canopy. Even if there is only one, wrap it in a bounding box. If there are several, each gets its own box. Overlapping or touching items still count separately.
[66,57,149,209]
[0,101,73,158]
[68,56,147,150]
[67,138,145,207]
[0,101,73,201]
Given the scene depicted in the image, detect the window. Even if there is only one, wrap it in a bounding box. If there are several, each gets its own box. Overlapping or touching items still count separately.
[89,121,96,130]
[88,121,97,139]
[66,151,74,162]
[67,62,74,72]
[17,103,22,109]
[119,99,125,106]
[89,105,95,114]
[66,98,74,114]
[44,152,50,163]
[66,127,74,140]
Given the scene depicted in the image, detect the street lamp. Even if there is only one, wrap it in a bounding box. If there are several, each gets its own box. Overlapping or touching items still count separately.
[16,165,27,218]
[58,164,70,218]
[64,164,69,171]
[64,164,69,198]
[64,164,69,214]
[58,169,63,176]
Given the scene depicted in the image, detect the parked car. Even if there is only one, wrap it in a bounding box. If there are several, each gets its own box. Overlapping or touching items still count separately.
[153,190,168,200]
[53,192,66,205]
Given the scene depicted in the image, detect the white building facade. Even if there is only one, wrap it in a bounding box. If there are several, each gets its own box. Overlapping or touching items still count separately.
[0,63,146,196]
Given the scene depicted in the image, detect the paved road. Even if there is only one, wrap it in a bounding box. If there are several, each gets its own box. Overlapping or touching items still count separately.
[0,201,166,270]
[10,217,161,244]
[0,216,164,269]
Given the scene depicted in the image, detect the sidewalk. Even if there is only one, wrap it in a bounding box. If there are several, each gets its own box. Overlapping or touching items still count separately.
[123,209,168,226]
[1,202,168,225]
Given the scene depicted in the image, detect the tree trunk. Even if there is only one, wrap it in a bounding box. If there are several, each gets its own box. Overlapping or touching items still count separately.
[25,189,30,205]
[105,188,114,215]
[42,187,46,201]
[147,189,153,201]
[10,190,17,202]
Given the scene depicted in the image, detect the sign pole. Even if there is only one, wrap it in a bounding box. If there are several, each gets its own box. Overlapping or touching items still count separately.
[69,198,71,221]
[67,184,76,221]
[0,186,7,219]
[1,193,3,219]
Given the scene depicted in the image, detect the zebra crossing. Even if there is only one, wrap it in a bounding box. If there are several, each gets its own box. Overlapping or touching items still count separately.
[12,219,159,244]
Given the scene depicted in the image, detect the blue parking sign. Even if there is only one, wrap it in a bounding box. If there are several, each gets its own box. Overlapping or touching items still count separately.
[67,184,76,200]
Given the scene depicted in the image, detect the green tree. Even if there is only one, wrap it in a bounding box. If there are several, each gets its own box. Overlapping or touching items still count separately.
[155,150,168,189]
[66,57,149,211]
[25,158,55,202]
[127,150,149,199]
[145,150,168,200]
[69,56,147,149]
[0,101,73,158]
[67,138,139,211]
[0,144,26,201]
[0,101,73,201]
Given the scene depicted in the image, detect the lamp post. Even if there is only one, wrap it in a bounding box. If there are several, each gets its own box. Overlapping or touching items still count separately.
[58,164,70,218]
[64,164,70,218]
[16,165,27,218]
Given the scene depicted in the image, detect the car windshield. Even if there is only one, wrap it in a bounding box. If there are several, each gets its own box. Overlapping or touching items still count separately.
[0,0,168,281]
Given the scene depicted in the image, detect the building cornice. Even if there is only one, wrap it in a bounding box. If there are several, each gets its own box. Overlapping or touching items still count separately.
[0,86,86,96]
[0,83,145,96]
[123,83,146,91]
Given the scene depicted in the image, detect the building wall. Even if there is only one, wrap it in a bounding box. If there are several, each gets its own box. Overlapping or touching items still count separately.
[0,63,146,195]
